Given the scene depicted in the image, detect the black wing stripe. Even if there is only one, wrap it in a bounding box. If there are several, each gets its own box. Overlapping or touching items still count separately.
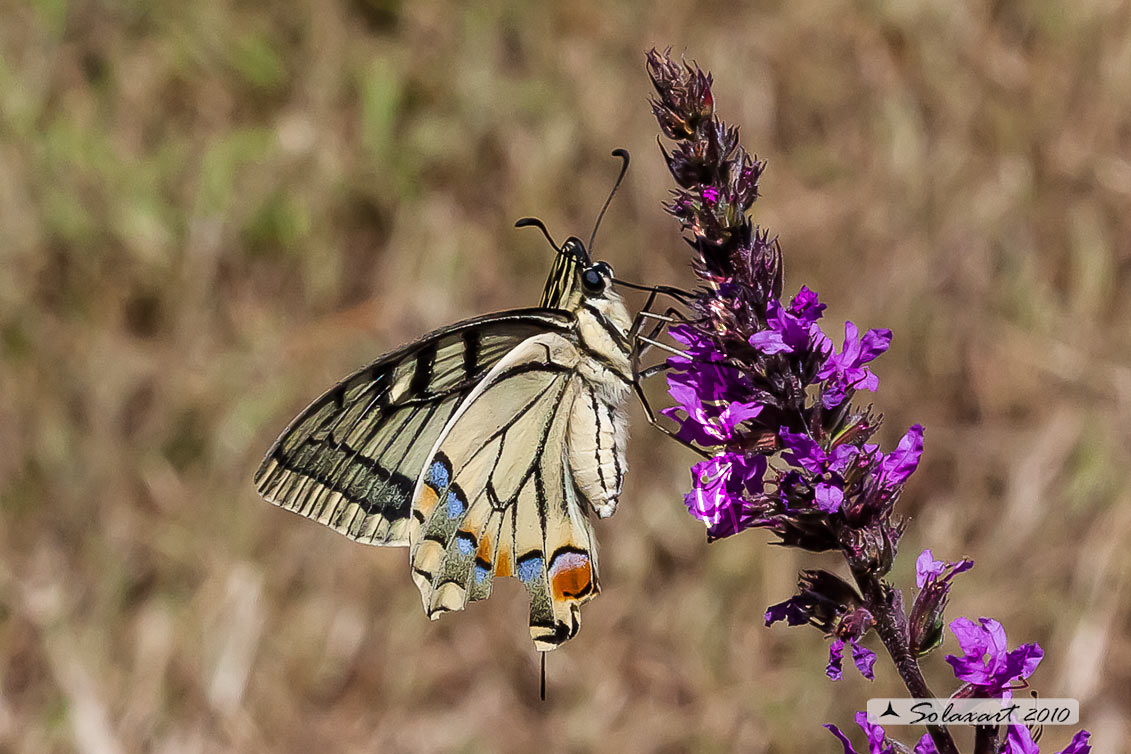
[345,401,447,525]
[409,340,438,395]
[323,399,446,525]
[271,440,416,519]
[293,380,392,520]
[606,401,623,494]
[588,386,608,494]
[462,329,480,377]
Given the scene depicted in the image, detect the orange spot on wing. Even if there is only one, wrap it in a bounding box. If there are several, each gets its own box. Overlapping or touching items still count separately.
[416,484,439,517]
[495,548,512,578]
[476,532,492,561]
[550,552,593,601]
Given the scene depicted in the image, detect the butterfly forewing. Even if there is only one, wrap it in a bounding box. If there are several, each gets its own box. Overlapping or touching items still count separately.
[255,310,573,546]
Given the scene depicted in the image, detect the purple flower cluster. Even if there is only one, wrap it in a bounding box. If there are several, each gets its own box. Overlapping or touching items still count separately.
[647,48,1092,754]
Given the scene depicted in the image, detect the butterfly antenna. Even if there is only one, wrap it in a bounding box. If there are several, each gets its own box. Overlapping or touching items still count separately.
[588,148,630,253]
[540,652,547,701]
[515,217,559,250]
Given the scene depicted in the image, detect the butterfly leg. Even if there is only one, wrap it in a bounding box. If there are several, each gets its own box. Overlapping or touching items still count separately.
[630,379,711,459]
[628,302,711,458]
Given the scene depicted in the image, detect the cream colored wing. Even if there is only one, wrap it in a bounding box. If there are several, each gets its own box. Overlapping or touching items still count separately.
[407,332,615,650]
[254,311,573,545]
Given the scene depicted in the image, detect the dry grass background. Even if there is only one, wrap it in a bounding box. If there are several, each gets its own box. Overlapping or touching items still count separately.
[1,0,1130,752]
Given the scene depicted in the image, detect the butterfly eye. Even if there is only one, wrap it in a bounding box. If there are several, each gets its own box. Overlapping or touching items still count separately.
[581,266,607,294]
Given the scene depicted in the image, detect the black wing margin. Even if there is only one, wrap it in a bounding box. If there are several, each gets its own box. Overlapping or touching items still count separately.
[254,310,573,546]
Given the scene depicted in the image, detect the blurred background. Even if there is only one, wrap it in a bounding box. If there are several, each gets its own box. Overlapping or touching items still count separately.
[2,0,1129,752]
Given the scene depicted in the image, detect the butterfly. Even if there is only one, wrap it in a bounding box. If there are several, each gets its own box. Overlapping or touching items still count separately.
[254,152,669,652]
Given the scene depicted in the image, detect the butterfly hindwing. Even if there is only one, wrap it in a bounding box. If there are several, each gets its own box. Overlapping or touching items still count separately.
[254,311,573,546]
[408,332,603,650]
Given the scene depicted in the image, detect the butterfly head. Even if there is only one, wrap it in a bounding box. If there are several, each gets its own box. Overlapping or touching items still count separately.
[543,236,618,304]
[540,239,631,388]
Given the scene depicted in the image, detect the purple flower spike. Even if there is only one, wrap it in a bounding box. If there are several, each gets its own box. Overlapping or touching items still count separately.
[945,617,1043,696]
[817,321,892,408]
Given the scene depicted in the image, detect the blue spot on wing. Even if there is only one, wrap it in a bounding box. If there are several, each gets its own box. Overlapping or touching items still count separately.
[473,564,490,584]
[516,555,544,584]
[428,459,450,490]
[455,533,475,556]
[446,488,466,518]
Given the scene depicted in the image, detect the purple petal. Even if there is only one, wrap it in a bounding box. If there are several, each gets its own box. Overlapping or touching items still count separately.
[945,617,994,684]
[945,617,1040,691]
[841,321,863,362]
[1003,641,1044,682]
[824,723,861,754]
[667,324,698,347]
[749,329,792,354]
[1005,724,1041,754]
[684,453,766,537]
[949,559,974,579]
[914,735,939,754]
[779,428,825,472]
[665,378,701,413]
[828,443,860,473]
[1057,731,1092,754]
[850,641,876,680]
[857,710,887,751]
[821,383,848,409]
[719,400,764,430]
[815,481,845,513]
[858,328,893,362]
[765,597,809,627]
[881,425,925,486]
[812,327,834,361]
[827,638,845,680]
[981,617,1009,659]
[847,366,880,393]
[789,286,826,323]
[916,549,945,588]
